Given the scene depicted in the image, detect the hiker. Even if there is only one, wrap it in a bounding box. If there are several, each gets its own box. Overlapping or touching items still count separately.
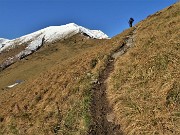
[129,18,134,27]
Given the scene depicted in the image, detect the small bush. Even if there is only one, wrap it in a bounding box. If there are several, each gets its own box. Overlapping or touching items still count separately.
[166,82,180,106]
[0,116,4,122]
[53,124,61,134]
[35,95,42,102]
[64,107,78,131]
[21,112,30,119]
[9,123,18,134]
[90,59,98,69]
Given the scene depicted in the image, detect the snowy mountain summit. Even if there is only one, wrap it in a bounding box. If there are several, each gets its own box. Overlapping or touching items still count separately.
[0,23,109,70]
[0,23,108,52]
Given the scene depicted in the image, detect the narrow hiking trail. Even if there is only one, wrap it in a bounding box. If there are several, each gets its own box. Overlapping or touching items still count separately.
[88,29,136,135]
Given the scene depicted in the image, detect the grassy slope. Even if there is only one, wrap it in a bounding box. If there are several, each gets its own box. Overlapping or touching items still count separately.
[0,29,133,135]
[108,2,180,135]
[1,2,179,135]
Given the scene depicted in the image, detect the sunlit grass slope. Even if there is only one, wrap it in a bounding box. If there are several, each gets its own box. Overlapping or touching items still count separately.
[0,29,133,135]
[108,2,180,135]
[1,2,179,134]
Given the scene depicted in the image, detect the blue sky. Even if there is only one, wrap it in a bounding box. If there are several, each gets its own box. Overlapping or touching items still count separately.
[0,0,177,39]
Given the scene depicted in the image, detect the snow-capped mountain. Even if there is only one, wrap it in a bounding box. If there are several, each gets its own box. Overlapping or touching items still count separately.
[0,23,108,53]
[0,23,109,71]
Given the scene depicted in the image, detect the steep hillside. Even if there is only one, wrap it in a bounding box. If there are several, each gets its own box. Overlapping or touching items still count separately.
[0,2,179,135]
[107,2,180,135]
[0,28,133,134]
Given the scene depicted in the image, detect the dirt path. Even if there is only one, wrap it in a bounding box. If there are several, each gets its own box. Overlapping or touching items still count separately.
[88,30,136,135]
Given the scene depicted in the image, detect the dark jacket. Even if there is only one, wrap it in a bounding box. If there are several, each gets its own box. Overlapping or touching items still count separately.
[129,18,134,23]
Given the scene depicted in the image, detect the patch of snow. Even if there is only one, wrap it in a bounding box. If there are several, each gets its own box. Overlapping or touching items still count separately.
[79,26,108,39]
[0,38,10,49]
[7,80,24,88]
[7,83,19,88]
[0,38,9,44]
[90,30,109,39]
[26,35,45,51]
[15,49,32,59]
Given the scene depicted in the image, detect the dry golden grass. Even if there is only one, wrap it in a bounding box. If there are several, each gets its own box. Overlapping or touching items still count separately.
[107,2,180,135]
[1,2,178,134]
[0,29,133,135]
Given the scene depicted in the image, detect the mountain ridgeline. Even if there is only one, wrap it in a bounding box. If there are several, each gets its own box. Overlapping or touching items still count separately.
[0,23,108,71]
[0,2,180,135]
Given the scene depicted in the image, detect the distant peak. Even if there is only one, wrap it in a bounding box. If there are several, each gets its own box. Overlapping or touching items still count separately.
[0,23,109,52]
[67,23,79,27]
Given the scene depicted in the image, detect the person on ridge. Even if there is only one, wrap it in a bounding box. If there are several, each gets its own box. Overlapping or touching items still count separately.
[129,18,134,27]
